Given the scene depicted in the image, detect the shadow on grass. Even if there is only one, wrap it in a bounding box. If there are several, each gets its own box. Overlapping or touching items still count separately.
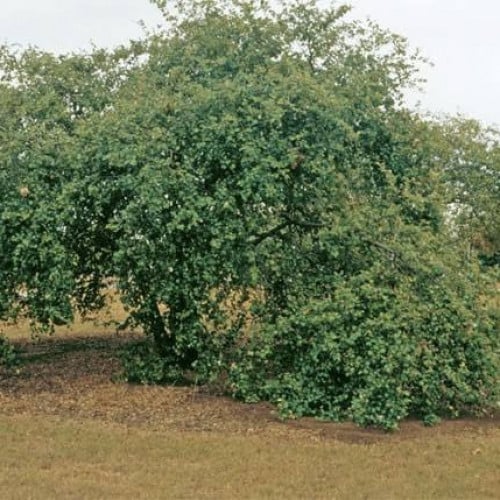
[12,333,139,363]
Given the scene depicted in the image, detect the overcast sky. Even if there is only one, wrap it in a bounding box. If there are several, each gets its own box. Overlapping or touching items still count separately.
[1,0,499,126]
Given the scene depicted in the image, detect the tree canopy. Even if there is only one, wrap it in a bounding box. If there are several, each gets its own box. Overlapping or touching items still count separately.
[0,0,498,428]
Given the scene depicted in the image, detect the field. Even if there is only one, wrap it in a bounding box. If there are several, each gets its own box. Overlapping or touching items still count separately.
[1,305,499,499]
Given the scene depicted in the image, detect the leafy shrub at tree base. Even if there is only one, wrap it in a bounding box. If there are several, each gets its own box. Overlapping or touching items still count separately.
[120,340,184,385]
[229,269,499,430]
[0,335,20,371]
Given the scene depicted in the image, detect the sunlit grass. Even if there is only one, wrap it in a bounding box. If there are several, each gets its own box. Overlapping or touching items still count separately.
[0,289,133,341]
[0,414,498,500]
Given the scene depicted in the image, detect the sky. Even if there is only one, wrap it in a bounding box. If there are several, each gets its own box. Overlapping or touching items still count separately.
[0,0,499,127]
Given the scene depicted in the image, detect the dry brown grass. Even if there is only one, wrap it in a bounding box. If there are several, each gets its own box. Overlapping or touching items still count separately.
[0,413,499,500]
[0,289,132,341]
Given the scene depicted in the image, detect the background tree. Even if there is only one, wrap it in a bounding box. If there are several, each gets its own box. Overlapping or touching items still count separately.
[435,118,499,265]
[0,43,143,326]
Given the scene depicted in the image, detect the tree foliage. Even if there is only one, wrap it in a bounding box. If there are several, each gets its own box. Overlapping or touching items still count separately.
[436,118,500,264]
[0,0,497,428]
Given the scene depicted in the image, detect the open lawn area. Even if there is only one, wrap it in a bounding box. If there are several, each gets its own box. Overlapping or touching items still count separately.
[0,323,499,499]
[1,412,499,499]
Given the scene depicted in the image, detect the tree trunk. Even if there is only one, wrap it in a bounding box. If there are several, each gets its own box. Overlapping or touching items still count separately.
[147,299,171,357]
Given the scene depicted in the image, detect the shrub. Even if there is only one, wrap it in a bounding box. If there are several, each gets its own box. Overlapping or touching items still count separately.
[120,340,184,385]
[229,269,499,430]
[0,335,20,370]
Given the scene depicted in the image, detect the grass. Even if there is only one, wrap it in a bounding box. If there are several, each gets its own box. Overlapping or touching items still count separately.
[0,414,499,499]
[0,289,132,341]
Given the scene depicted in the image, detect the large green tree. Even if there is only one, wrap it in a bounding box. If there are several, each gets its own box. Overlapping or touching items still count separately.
[0,0,497,427]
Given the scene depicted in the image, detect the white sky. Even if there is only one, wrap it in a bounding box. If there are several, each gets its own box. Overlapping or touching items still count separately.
[0,0,499,126]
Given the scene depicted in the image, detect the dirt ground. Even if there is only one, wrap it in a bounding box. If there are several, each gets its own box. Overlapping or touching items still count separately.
[1,333,498,445]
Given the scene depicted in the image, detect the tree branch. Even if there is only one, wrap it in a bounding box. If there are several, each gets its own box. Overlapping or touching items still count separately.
[363,238,400,260]
[249,221,291,245]
[249,214,328,245]
[362,237,417,273]
[283,214,327,228]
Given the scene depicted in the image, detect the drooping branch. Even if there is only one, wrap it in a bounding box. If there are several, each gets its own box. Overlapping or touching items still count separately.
[283,214,327,228]
[249,220,291,245]
[363,238,401,261]
[249,213,329,246]
[362,237,418,273]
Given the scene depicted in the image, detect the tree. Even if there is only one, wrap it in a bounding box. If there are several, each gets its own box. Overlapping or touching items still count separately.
[0,0,497,428]
[435,118,500,265]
